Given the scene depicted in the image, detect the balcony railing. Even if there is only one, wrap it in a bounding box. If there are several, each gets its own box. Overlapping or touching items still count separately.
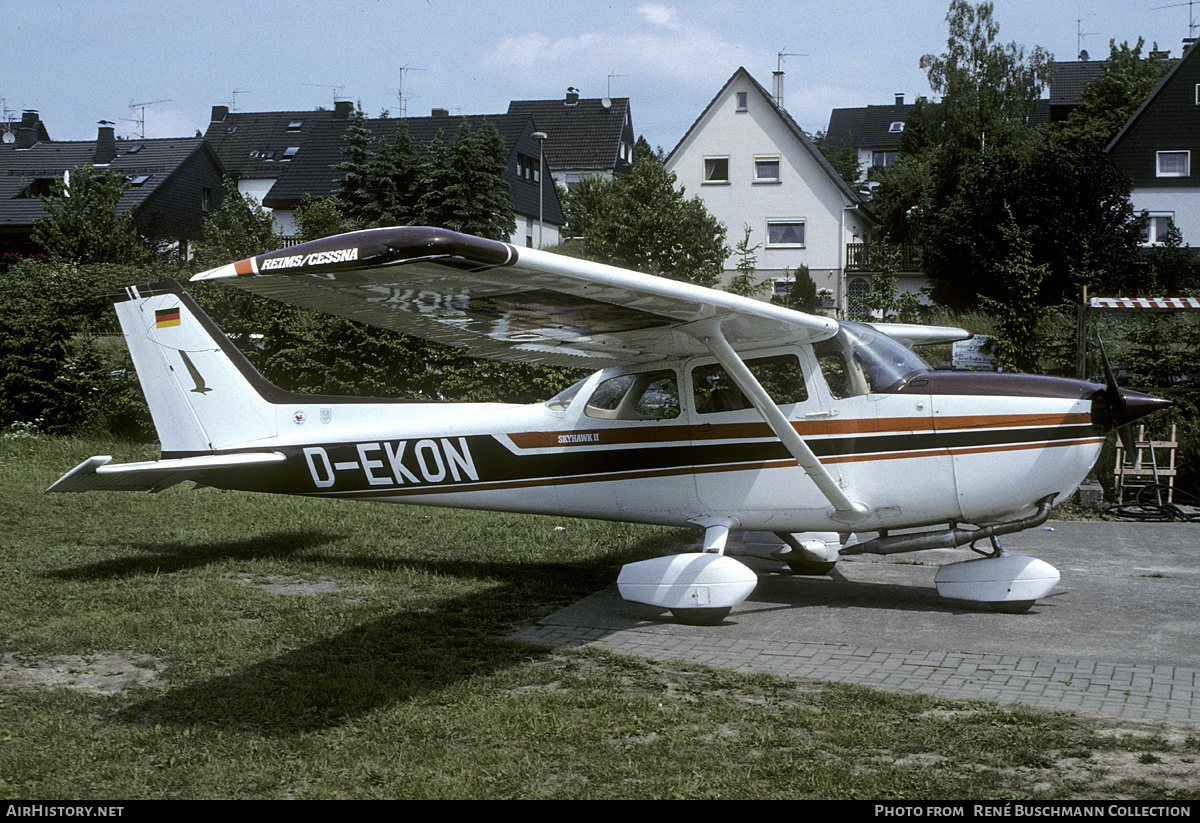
[846,243,926,272]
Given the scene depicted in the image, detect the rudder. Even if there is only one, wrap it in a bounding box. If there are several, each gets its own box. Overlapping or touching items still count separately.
[113,278,277,454]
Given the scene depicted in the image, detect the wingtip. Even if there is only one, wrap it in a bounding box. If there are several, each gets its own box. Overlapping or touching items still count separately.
[191,258,256,282]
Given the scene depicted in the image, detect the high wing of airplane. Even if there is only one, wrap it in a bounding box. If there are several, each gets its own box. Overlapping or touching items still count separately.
[48,227,1169,623]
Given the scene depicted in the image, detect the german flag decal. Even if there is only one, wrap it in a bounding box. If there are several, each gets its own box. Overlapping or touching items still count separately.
[155,307,181,328]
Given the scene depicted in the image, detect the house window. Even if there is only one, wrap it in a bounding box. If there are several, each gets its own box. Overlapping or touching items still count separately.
[704,157,729,183]
[202,187,212,212]
[889,121,905,133]
[766,221,805,247]
[736,92,748,112]
[282,147,299,161]
[1142,213,1175,245]
[1157,151,1190,177]
[872,150,898,168]
[754,157,781,182]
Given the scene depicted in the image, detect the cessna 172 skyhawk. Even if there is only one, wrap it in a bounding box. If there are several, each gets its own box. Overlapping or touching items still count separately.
[48,227,1168,623]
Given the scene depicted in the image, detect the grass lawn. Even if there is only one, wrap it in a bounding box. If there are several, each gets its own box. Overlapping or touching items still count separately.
[2,434,1197,799]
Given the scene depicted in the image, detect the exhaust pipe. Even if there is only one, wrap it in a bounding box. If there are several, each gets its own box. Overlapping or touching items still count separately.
[841,494,1057,556]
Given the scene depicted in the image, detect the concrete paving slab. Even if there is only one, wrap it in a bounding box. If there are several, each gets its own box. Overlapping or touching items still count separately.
[515,520,1200,724]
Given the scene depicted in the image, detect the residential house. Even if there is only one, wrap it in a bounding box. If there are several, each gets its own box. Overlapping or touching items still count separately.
[507,90,635,186]
[665,67,877,314]
[823,93,915,187]
[1107,41,1200,248]
[0,118,226,261]
[205,104,564,247]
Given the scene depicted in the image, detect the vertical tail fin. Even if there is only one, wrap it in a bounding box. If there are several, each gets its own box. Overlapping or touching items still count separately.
[114,278,277,454]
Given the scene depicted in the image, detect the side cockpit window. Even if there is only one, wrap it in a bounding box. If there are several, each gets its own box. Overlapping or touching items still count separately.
[692,354,808,414]
[585,370,680,420]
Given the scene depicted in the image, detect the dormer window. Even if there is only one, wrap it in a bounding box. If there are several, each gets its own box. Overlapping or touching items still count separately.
[287,119,304,131]
[282,147,299,161]
[889,121,905,133]
[127,175,151,187]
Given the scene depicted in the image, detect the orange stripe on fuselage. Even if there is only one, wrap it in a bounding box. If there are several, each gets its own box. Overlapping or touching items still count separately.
[508,412,1095,450]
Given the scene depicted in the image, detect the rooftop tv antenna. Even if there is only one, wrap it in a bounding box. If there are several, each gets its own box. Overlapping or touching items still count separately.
[125,99,171,139]
[303,84,347,106]
[774,47,806,108]
[1153,0,1200,39]
[229,89,252,112]
[397,65,425,118]
[1076,17,1098,58]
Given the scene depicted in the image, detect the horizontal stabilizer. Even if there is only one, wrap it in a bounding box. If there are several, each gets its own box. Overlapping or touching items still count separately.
[47,452,286,494]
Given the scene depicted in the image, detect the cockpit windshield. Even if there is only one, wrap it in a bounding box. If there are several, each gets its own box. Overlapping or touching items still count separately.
[814,322,931,398]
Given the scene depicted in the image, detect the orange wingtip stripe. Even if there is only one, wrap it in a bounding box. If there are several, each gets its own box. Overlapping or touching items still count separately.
[234,259,256,276]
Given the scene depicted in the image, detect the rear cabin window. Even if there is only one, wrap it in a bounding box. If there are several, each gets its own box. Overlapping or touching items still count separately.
[585,370,680,420]
[691,354,808,414]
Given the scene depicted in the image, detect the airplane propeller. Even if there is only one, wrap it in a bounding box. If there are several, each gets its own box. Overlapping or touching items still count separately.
[1092,335,1171,457]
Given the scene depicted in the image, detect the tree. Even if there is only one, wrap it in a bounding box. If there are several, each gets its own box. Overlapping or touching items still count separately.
[562,158,729,287]
[873,1,1053,245]
[725,225,772,297]
[334,104,377,226]
[979,206,1054,372]
[814,130,862,188]
[772,266,819,313]
[418,119,516,241]
[919,0,1053,161]
[31,166,147,265]
[193,177,277,269]
[922,142,1142,307]
[1049,39,1173,151]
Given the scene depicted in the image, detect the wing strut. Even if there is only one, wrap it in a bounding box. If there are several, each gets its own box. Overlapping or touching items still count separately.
[686,317,870,524]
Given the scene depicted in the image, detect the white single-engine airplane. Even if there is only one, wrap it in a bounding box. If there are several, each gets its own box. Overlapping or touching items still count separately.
[49,227,1168,623]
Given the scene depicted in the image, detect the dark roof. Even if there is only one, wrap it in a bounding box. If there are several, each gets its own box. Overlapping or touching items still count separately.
[260,112,564,225]
[667,67,868,209]
[506,96,633,173]
[1107,42,1200,187]
[825,102,914,150]
[1048,61,1108,105]
[203,102,355,180]
[0,136,219,231]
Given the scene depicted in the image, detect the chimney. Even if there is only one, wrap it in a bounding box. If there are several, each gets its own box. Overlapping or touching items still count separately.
[334,100,353,119]
[93,121,117,164]
[564,87,579,106]
[895,93,905,106]
[211,105,229,122]
[773,71,785,107]
[16,110,40,149]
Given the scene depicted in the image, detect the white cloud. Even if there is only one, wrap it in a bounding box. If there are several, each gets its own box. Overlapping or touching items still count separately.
[638,3,680,29]
[483,6,769,94]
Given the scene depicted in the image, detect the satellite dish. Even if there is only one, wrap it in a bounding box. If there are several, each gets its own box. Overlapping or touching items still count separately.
[602,97,612,109]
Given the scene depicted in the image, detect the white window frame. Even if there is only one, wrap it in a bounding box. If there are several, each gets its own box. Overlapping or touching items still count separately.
[754,156,781,183]
[766,220,806,248]
[1141,212,1175,246]
[736,92,748,112]
[1157,151,1190,178]
[703,156,730,184]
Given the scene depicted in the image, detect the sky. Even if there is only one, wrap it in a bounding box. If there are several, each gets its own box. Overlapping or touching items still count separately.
[5,0,1194,153]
